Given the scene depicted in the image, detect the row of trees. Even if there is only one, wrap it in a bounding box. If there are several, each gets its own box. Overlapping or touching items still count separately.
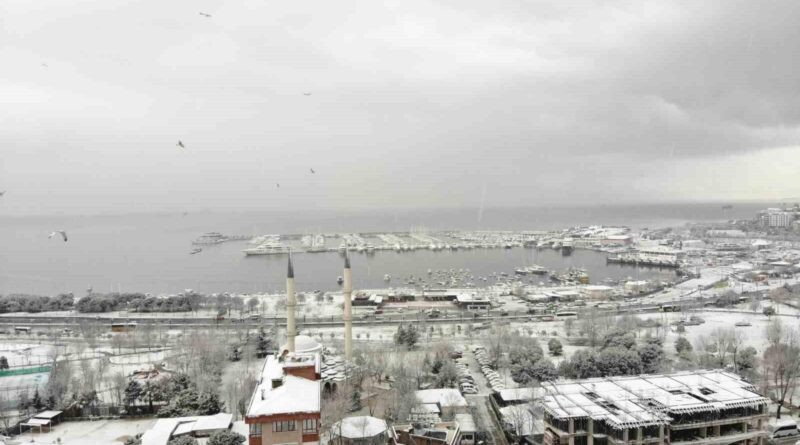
[76,292,203,313]
[123,373,225,417]
[0,293,74,313]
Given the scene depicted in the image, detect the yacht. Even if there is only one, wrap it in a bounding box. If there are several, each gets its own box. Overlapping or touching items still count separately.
[243,243,291,256]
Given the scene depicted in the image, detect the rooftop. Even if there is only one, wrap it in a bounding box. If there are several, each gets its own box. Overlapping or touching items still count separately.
[416,388,468,408]
[333,416,388,439]
[246,354,321,418]
[141,413,232,445]
[541,370,768,430]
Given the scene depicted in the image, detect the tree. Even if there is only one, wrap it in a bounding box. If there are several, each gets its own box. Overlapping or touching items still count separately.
[207,430,245,445]
[247,297,259,313]
[529,359,558,382]
[350,388,362,412]
[579,310,609,348]
[736,346,758,381]
[564,318,574,337]
[434,360,459,388]
[763,330,800,419]
[601,330,636,350]
[548,339,563,356]
[638,337,664,374]
[228,345,241,362]
[675,337,693,355]
[32,387,44,410]
[595,348,642,376]
[394,324,419,349]
[255,328,273,358]
[124,380,142,407]
[763,306,776,317]
[196,390,224,415]
[168,437,198,445]
[0,356,8,369]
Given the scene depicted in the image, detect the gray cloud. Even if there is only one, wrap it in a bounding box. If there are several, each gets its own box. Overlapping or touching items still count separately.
[1,0,799,215]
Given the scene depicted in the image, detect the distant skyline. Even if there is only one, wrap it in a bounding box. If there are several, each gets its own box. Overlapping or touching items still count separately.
[2,0,799,216]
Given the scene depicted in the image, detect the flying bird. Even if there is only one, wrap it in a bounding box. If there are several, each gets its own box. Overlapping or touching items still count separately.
[41,63,48,67]
[48,231,68,242]
[310,168,315,174]
[199,12,212,17]
[276,183,280,188]
[303,92,311,96]
[0,191,5,197]
[177,140,185,149]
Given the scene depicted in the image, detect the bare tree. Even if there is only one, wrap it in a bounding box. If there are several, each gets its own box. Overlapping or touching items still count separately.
[579,309,609,348]
[763,324,800,419]
[111,371,128,406]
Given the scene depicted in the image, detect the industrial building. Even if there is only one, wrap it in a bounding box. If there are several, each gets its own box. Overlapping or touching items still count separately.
[540,370,769,445]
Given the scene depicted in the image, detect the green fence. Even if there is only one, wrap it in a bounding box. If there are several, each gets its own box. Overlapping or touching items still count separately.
[0,366,51,377]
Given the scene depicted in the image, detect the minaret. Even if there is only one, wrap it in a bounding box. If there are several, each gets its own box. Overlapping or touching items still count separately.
[286,254,296,354]
[343,251,353,360]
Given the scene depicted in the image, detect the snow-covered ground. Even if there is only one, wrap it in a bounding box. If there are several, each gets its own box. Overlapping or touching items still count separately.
[13,418,156,445]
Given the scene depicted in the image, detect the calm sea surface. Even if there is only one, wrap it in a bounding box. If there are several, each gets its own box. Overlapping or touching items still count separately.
[0,203,766,296]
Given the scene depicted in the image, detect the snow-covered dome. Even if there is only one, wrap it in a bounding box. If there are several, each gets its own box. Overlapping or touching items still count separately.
[281,335,322,354]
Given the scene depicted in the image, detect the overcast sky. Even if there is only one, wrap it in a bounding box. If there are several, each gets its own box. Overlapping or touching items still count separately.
[2,0,799,216]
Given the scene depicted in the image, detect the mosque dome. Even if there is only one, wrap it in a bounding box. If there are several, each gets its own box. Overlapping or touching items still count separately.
[280,334,322,355]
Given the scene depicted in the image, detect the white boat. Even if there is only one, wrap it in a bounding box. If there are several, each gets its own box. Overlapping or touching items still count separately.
[384,274,391,282]
[243,243,291,256]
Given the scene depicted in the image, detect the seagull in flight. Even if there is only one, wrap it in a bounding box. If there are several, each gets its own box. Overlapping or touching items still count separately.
[49,231,68,242]
[310,168,315,174]
[199,12,212,17]
[41,63,48,68]
[276,183,280,188]
[303,92,311,96]
[177,140,185,149]
[0,191,5,197]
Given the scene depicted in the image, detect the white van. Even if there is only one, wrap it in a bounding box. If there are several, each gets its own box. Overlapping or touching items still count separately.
[768,419,799,440]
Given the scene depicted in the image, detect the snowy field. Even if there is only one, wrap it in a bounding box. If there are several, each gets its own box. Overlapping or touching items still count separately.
[13,418,156,445]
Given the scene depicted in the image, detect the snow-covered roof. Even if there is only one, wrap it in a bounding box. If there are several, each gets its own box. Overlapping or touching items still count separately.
[141,413,232,445]
[33,410,62,419]
[333,416,388,439]
[498,387,543,403]
[280,335,323,355]
[541,370,768,430]
[416,389,468,408]
[247,354,321,418]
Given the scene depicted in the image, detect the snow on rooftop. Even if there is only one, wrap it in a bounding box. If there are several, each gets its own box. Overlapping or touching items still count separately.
[333,416,388,439]
[498,387,543,403]
[541,370,768,430]
[247,354,321,418]
[416,389,468,408]
[141,413,232,445]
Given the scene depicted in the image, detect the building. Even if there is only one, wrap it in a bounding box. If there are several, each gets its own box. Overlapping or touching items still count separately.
[141,413,233,445]
[757,208,796,228]
[394,421,462,445]
[331,416,393,445]
[540,370,769,445]
[582,285,614,300]
[244,353,321,445]
[245,256,322,445]
[414,389,469,421]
